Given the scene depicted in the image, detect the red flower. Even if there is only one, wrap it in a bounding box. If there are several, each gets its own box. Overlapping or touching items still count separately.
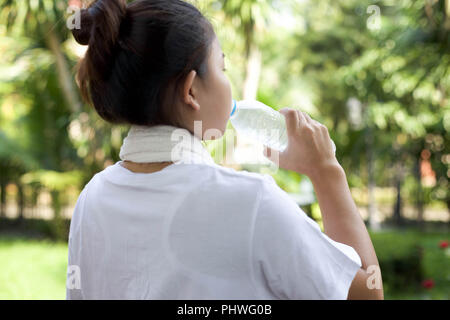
[439,240,449,249]
[421,279,434,290]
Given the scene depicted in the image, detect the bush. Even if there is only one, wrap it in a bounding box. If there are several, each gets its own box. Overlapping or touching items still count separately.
[0,217,70,242]
[369,230,450,299]
[370,231,423,293]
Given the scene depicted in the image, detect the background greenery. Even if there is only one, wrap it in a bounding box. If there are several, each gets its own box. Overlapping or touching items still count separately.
[0,0,449,299]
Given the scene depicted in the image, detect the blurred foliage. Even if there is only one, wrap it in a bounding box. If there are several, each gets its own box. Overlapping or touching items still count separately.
[0,0,449,300]
[0,0,448,213]
[0,1,447,208]
[21,170,83,191]
[256,0,449,210]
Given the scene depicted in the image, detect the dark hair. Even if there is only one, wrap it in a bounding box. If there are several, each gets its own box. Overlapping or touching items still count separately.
[72,0,216,127]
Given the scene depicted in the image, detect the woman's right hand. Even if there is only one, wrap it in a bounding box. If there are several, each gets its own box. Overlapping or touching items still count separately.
[263,108,340,179]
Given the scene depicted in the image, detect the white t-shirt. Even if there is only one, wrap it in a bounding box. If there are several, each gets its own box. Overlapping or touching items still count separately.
[66,160,361,300]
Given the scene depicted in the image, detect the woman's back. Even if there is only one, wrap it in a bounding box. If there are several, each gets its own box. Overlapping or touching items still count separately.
[68,161,268,299]
[67,160,361,299]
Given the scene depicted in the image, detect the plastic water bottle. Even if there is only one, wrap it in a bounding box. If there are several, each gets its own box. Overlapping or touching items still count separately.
[229,99,336,154]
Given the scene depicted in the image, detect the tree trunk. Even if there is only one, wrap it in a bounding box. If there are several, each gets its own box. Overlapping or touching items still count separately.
[51,190,62,220]
[17,182,25,222]
[366,125,380,230]
[445,0,450,29]
[51,190,66,240]
[414,155,424,230]
[447,199,450,227]
[46,29,82,113]
[0,179,6,218]
[31,185,40,218]
[393,162,404,227]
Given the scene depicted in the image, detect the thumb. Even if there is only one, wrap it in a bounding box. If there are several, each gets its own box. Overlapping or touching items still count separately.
[279,108,299,138]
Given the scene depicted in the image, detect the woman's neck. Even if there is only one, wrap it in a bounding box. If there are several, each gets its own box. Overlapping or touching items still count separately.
[120,161,173,174]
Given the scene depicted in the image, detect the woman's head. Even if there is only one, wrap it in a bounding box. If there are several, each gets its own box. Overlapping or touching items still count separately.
[72,0,232,139]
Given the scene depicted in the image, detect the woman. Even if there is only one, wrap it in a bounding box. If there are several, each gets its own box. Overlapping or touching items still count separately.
[66,0,383,300]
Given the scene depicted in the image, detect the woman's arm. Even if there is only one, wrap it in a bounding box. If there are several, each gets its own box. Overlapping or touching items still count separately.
[263,108,384,300]
[308,161,383,300]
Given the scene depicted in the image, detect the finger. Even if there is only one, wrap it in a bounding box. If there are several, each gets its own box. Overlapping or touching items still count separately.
[280,108,299,136]
[301,111,314,125]
[296,110,308,128]
[312,119,325,128]
[263,144,281,162]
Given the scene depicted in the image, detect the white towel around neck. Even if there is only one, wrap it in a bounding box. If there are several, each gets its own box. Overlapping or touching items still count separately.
[119,125,215,165]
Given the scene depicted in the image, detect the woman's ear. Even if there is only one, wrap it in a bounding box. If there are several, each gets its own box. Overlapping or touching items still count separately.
[182,70,201,111]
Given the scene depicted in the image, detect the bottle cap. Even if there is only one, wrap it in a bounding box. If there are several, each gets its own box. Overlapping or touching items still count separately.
[230,100,237,117]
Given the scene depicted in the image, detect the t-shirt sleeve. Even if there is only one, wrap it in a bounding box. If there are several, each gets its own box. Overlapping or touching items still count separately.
[251,175,362,300]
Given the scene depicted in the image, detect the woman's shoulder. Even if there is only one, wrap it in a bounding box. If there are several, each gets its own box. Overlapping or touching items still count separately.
[206,163,276,184]
[195,163,278,193]
[162,163,279,208]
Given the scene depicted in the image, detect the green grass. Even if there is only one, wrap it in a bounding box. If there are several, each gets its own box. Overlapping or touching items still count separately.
[0,236,68,299]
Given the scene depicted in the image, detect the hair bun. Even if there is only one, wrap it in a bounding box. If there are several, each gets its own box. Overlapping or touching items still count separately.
[72,8,94,45]
[71,0,127,46]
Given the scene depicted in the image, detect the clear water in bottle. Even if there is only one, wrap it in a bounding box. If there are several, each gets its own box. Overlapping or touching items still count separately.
[229,99,336,154]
